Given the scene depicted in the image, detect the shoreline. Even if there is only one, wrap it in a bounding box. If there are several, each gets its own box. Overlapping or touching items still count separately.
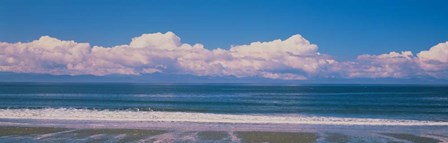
[1,116,448,143]
[1,118,448,133]
[0,121,447,143]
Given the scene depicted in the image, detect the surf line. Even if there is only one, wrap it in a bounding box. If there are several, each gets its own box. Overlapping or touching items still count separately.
[0,108,447,126]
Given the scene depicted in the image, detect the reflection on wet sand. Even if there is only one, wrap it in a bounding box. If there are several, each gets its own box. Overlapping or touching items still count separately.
[1,126,447,143]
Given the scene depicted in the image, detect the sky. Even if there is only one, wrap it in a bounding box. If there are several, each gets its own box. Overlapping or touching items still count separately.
[0,0,447,83]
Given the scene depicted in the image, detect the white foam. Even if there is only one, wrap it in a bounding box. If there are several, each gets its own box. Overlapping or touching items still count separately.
[0,108,447,126]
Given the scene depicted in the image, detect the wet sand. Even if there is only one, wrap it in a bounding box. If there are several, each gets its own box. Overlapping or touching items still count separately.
[197,131,229,140]
[1,125,447,143]
[236,131,317,143]
[0,126,66,136]
[380,133,442,143]
[0,126,167,143]
[324,133,351,143]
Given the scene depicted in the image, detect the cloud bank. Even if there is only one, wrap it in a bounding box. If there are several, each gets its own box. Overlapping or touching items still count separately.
[0,32,447,80]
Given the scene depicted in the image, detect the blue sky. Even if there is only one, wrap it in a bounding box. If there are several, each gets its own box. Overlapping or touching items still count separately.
[0,0,447,83]
[1,0,447,59]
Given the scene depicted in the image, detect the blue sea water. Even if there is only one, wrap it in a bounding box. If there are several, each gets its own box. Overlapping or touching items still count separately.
[1,83,448,142]
[0,82,447,122]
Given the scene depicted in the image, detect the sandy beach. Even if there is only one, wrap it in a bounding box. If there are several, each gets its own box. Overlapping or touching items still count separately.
[1,119,447,143]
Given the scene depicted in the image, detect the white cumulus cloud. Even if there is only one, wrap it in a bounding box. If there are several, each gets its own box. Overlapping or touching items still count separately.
[0,32,447,80]
[417,42,448,78]
[343,51,420,78]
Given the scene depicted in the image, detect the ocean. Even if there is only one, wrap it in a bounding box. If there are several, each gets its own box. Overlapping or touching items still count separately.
[0,83,447,142]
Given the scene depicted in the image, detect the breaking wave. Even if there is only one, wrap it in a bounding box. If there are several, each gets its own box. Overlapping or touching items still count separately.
[0,108,447,126]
